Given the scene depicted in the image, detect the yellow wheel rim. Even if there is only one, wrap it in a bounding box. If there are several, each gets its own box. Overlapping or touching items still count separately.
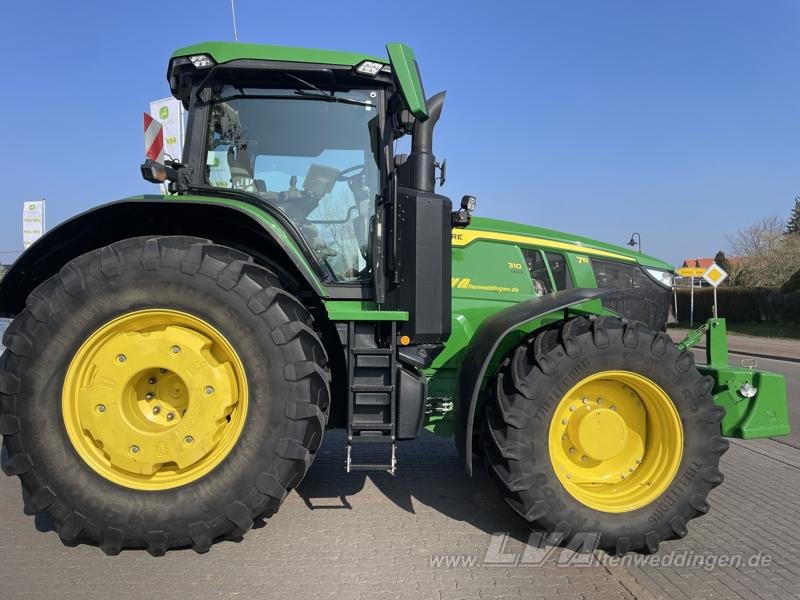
[63,309,248,491]
[548,371,683,513]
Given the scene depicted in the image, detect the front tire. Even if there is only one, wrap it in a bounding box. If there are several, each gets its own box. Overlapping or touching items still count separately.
[0,236,330,555]
[482,316,728,555]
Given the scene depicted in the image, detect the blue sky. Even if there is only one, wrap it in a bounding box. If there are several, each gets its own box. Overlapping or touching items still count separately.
[0,0,797,266]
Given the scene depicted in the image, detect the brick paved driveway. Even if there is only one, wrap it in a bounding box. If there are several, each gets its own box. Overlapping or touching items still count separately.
[1,429,798,599]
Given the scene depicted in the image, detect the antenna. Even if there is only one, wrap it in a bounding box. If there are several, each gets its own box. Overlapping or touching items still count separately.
[230,0,239,43]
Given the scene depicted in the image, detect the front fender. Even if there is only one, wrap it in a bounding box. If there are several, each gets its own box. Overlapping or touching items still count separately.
[0,196,326,317]
[455,288,610,475]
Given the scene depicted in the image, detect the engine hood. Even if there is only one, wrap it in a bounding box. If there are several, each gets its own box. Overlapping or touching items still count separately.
[462,216,673,272]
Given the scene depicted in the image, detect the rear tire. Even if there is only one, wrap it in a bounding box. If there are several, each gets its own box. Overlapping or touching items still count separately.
[0,236,330,555]
[482,316,727,555]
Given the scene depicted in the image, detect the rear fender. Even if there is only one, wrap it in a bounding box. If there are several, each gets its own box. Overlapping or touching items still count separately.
[0,197,326,318]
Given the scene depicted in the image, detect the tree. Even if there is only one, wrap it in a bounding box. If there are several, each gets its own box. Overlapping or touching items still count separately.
[713,251,733,285]
[726,216,800,287]
[787,196,800,235]
[781,268,800,293]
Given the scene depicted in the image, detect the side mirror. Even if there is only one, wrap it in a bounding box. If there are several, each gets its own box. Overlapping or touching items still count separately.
[140,159,169,184]
[140,158,192,193]
[436,158,447,187]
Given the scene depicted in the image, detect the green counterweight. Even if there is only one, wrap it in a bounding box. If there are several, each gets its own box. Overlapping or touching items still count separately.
[680,318,791,439]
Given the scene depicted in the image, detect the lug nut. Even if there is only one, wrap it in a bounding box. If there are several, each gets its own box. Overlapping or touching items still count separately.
[569,447,575,454]
[166,412,175,421]
[160,368,167,374]
[116,354,126,363]
[184,435,194,445]
[582,398,588,404]
[204,386,214,396]
[597,398,603,404]
[569,405,575,412]
[581,455,588,462]
[620,474,626,479]
[96,404,106,414]
[171,346,181,354]
[561,418,568,425]
[152,406,161,415]
[610,405,617,411]
[130,445,140,455]
[146,392,155,400]
[148,377,156,385]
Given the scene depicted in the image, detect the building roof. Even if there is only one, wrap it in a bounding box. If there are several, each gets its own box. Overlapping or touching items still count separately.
[681,258,715,269]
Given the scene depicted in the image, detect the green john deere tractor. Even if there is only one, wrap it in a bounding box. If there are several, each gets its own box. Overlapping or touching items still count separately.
[0,41,790,556]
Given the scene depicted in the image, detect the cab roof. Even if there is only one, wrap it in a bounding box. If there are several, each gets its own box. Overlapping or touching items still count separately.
[171,41,388,68]
[169,41,429,120]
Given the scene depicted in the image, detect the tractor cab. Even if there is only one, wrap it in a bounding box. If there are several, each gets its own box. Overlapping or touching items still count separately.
[158,42,455,345]
[203,86,380,283]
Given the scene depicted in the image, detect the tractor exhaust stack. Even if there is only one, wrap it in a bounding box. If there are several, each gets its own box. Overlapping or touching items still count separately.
[407,91,446,193]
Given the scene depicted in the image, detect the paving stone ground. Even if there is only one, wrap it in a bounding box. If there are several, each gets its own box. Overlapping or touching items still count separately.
[0,429,799,600]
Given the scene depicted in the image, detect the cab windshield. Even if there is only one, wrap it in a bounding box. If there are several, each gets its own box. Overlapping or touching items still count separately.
[204,86,382,282]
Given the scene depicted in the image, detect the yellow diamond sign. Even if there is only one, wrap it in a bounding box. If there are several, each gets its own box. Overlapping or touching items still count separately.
[702,263,728,287]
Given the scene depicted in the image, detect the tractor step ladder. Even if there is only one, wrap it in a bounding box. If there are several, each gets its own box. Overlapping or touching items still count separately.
[343,321,397,474]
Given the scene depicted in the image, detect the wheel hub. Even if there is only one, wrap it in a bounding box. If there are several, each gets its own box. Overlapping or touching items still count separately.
[548,371,683,513]
[569,407,628,461]
[63,310,248,490]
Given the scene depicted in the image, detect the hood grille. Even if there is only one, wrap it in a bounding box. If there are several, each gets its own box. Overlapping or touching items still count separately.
[591,259,671,331]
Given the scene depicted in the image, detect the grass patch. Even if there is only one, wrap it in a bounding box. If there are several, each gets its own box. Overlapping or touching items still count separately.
[671,321,800,339]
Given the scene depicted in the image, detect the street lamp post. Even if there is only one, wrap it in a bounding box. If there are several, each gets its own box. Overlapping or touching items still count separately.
[627,232,642,253]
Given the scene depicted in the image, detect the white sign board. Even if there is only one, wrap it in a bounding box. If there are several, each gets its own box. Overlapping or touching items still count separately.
[702,263,728,288]
[22,200,45,249]
[149,98,185,162]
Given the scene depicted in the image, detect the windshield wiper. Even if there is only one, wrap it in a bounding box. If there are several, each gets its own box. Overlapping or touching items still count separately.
[285,73,331,97]
[285,72,374,108]
[293,89,373,108]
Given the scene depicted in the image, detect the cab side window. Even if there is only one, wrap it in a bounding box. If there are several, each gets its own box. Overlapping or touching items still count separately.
[523,249,553,295]
[546,252,574,290]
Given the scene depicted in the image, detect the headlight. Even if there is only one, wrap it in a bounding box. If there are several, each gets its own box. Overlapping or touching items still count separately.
[644,268,674,289]
[188,54,215,68]
[355,60,384,76]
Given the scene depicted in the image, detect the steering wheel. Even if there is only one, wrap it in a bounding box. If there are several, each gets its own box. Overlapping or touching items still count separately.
[337,164,366,182]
